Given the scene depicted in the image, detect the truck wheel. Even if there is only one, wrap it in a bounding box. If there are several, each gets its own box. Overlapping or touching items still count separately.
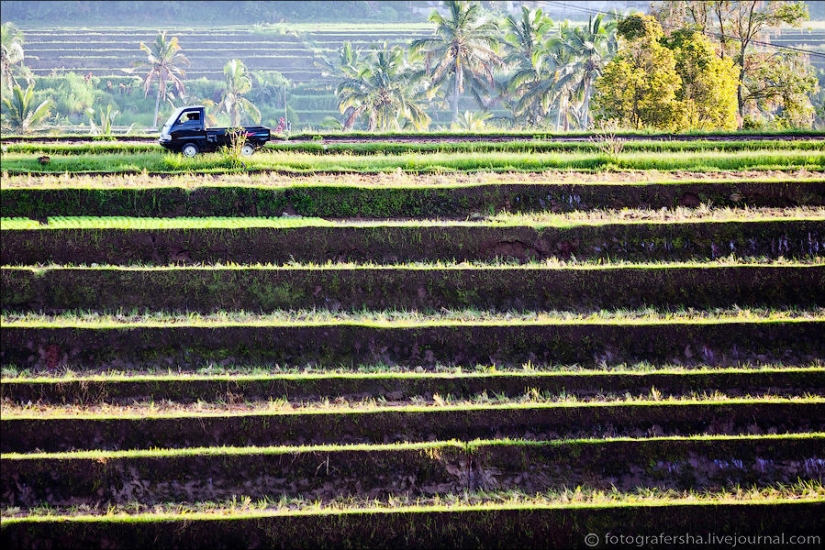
[181,143,199,157]
[241,143,255,156]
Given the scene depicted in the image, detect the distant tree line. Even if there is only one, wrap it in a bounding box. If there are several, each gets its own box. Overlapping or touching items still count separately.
[316,1,818,131]
[1,1,821,133]
[0,1,423,25]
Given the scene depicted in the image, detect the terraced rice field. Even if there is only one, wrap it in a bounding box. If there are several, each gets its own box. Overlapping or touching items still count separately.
[1,138,824,548]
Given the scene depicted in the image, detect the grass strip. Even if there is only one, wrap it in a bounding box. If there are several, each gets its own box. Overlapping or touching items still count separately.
[3,307,822,326]
[3,171,822,190]
[3,367,821,407]
[4,361,818,379]
[4,396,823,420]
[2,315,822,371]
[2,436,822,510]
[5,139,824,156]
[2,206,823,229]
[3,400,823,453]
[3,433,821,460]
[2,149,823,174]
[2,391,821,417]
[3,258,821,269]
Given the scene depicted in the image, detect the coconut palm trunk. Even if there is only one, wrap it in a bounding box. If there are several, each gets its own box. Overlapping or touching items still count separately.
[153,77,163,128]
[452,75,460,123]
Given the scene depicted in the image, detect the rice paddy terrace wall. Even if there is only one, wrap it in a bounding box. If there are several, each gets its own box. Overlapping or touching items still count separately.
[1,136,824,548]
[21,26,434,81]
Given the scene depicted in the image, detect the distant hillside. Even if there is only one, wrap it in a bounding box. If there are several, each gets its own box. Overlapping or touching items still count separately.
[1,1,428,26]
[3,1,822,29]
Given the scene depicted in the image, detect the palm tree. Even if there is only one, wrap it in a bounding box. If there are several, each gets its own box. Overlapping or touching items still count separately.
[316,41,368,128]
[217,59,261,127]
[1,22,29,95]
[315,41,363,81]
[553,14,617,129]
[411,0,502,124]
[1,84,53,133]
[336,42,429,131]
[134,31,189,128]
[502,6,556,125]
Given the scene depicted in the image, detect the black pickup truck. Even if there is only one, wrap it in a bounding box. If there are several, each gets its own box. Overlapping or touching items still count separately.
[158,105,271,157]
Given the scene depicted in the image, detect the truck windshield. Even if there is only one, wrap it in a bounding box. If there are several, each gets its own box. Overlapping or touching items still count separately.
[161,107,188,134]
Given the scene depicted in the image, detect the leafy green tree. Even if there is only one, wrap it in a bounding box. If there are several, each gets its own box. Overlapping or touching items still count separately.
[217,59,261,127]
[744,51,818,128]
[712,1,807,118]
[592,14,684,130]
[56,72,99,122]
[1,22,32,95]
[666,29,739,130]
[411,0,503,124]
[336,42,429,131]
[1,84,53,133]
[652,1,809,120]
[133,31,190,128]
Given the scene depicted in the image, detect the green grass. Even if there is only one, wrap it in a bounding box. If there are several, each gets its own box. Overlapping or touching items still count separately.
[5,139,824,156]
[2,481,822,521]
[4,396,823,420]
[268,139,825,156]
[3,390,819,419]
[5,361,819,380]
[2,205,822,230]
[2,170,821,190]
[2,257,820,271]
[3,365,821,384]
[2,433,820,461]
[2,149,822,174]
[0,216,334,229]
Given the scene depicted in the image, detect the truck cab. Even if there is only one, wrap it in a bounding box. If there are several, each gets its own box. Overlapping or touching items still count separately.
[158,105,271,157]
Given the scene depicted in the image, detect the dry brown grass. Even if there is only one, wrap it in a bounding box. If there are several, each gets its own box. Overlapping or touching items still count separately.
[2,169,822,189]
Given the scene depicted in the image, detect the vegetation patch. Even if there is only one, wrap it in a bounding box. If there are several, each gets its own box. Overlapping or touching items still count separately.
[3,400,824,453]
[2,436,823,508]
[2,180,824,219]
[2,149,825,175]
[2,264,822,313]
[2,367,822,406]
[2,500,822,550]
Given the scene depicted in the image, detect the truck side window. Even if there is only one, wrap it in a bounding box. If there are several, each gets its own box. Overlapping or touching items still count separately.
[178,112,199,125]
